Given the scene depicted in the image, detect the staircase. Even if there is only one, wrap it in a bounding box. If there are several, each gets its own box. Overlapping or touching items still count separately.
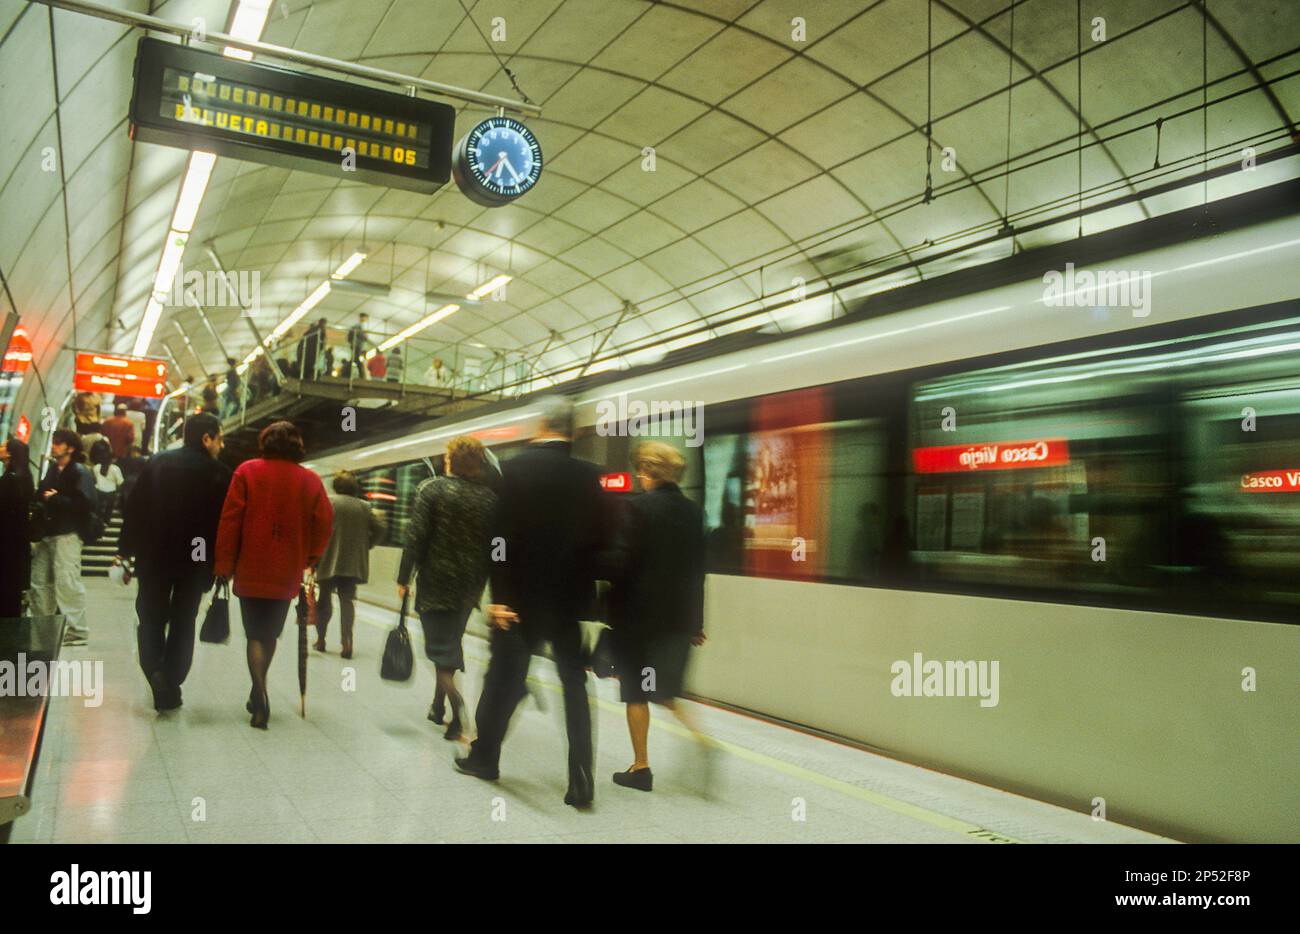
[81,508,122,578]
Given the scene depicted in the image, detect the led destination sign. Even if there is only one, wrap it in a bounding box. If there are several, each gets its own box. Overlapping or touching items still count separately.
[129,38,456,193]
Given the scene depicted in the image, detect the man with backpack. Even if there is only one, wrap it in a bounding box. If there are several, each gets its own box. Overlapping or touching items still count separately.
[31,430,96,645]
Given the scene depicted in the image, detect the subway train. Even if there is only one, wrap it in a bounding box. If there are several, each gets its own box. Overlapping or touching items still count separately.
[307,197,1300,843]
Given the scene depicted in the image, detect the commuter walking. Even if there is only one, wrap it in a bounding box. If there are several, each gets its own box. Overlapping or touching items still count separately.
[201,376,220,414]
[397,437,497,742]
[386,346,404,383]
[118,413,231,711]
[101,403,136,460]
[89,440,123,527]
[0,437,34,617]
[314,470,383,659]
[118,444,148,506]
[31,430,95,644]
[347,313,370,378]
[603,442,708,792]
[456,397,607,808]
[215,421,332,729]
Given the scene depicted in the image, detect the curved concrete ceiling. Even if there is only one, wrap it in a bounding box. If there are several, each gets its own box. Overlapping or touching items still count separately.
[2,0,1297,419]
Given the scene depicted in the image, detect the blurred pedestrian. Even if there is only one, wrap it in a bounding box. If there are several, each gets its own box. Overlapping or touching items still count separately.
[73,390,102,436]
[603,442,707,792]
[397,437,497,741]
[118,444,148,506]
[102,403,136,460]
[456,397,607,808]
[201,375,220,413]
[314,470,383,659]
[215,421,333,729]
[89,439,123,527]
[387,346,404,383]
[223,358,242,417]
[0,437,34,617]
[119,413,231,711]
[367,349,388,380]
[32,430,95,644]
[347,313,370,378]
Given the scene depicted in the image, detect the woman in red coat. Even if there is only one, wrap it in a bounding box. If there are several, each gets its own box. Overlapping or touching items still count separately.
[215,421,333,728]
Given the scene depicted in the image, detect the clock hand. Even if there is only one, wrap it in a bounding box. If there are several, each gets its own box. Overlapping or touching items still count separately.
[502,156,523,183]
[485,154,506,178]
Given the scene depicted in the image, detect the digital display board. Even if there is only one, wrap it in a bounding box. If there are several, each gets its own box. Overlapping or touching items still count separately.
[129,37,456,193]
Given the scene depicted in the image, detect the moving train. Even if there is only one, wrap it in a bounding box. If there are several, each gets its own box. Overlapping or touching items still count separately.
[307,185,1300,843]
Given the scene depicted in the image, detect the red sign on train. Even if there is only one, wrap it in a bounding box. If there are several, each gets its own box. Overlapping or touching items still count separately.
[600,471,632,492]
[913,438,1070,474]
[1239,470,1300,492]
[73,352,168,398]
[15,415,30,443]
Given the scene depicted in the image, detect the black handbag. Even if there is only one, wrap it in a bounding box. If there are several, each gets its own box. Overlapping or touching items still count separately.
[589,626,618,679]
[199,579,231,644]
[380,594,414,682]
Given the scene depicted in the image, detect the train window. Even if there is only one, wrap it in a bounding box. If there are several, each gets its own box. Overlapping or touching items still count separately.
[907,361,1174,598]
[357,458,434,547]
[701,386,890,581]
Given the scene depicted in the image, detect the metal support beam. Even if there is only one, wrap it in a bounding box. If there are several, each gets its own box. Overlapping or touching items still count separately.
[204,244,283,388]
[581,301,634,376]
[184,296,229,371]
[29,0,541,116]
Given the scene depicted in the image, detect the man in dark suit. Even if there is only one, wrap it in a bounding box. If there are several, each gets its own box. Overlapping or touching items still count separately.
[118,413,231,711]
[456,396,607,808]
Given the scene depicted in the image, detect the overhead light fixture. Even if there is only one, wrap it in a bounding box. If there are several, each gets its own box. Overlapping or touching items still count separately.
[133,0,271,358]
[428,290,480,306]
[329,278,390,298]
[467,274,511,300]
[267,281,332,345]
[376,304,460,353]
[331,251,368,279]
[224,0,273,60]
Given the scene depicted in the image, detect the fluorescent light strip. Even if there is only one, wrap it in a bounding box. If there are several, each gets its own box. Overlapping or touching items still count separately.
[171,151,216,233]
[267,281,332,346]
[331,251,368,280]
[224,0,272,59]
[376,304,459,353]
[467,274,512,300]
[134,0,272,357]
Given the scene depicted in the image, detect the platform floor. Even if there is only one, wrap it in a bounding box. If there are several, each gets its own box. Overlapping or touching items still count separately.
[11,579,1174,844]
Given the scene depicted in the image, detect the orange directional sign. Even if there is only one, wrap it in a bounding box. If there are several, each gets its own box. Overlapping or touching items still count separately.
[74,352,168,398]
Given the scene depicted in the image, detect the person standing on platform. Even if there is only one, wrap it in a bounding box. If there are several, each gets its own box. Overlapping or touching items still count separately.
[124,398,149,451]
[223,358,242,417]
[366,349,388,380]
[397,437,497,742]
[387,346,404,384]
[347,313,370,379]
[101,403,135,461]
[88,440,123,527]
[31,430,95,645]
[118,444,147,508]
[201,375,220,414]
[0,437,34,618]
[455,397,607,809]
[118,413,231,711]
[313,470,382,659]
[603,442,708,793]
[215,421,332,729]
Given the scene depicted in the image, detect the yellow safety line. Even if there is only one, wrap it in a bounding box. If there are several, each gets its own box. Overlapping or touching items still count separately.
[356,607,1020,843]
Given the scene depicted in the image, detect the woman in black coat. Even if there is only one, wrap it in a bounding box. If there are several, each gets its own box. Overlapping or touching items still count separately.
[604,441,707,793]
[0,437,34,617]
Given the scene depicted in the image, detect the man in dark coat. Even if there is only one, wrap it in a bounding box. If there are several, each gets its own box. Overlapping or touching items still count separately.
[118,413,231,710]
[455,397,608,809]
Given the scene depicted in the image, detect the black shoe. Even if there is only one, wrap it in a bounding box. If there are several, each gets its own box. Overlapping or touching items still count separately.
[157,685,183,712]
[148,671,172,711]
[250,692,269,730]
[612,766,653,792]
[245,689,256,715]
[564,765,594,809]
[428,702,444,725]
[454,756,498,781]
[443,718,462,742]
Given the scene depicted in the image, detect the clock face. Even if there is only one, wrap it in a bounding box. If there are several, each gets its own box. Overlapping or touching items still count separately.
[452,117,542,206]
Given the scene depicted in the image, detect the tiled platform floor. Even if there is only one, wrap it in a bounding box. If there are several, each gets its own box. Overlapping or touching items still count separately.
[10,580,1174,844]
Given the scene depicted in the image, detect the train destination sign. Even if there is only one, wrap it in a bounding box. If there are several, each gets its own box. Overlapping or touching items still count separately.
[913,438,1070,474]
[1239,470,1300,492]
[600,471,633,492]
[129,37,456,193]
[74,352,169,399]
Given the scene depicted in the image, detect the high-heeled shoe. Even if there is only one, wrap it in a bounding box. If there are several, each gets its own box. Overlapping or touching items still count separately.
[249,691,270,729]
[443,717,462,742]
